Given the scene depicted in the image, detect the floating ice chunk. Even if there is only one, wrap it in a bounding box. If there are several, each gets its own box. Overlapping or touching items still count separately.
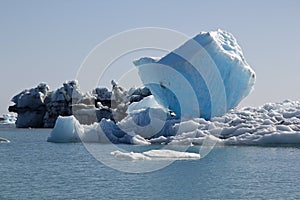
[47,116,81,143]
[110,150,151,161]
[143,149,200,160]
[0,137,10,143]
[110,149,200,161]
[47,115,106,143]
[47,115,151,144]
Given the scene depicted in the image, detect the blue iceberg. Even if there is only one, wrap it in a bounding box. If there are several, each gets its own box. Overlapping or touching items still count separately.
[134,29,255,119]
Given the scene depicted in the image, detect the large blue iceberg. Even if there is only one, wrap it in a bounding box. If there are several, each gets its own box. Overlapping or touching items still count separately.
[134,29,255,119]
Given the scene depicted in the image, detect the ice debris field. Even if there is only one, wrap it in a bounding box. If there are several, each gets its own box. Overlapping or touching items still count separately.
[48,99,300,146]
[9,29,300,150]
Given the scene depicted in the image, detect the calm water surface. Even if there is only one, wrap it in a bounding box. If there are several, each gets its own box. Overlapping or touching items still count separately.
[1,128,300,199]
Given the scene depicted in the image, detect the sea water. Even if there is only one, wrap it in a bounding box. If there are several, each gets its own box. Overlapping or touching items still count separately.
[1,127,300,199]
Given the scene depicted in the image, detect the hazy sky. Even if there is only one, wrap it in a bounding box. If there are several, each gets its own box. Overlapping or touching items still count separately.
[1,0,300,114]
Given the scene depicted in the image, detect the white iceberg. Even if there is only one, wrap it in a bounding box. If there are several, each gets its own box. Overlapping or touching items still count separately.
[47,115,151,145]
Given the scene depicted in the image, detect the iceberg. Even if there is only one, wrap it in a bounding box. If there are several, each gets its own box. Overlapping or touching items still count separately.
[47,116,82,143]
[9,80,152,128]
[47,115,151,145]
[134,29,255,119]
[8,81,83,128]
[8,83,50,128]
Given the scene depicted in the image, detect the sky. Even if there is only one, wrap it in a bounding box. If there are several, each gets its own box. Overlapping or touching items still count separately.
[1,0,300,114]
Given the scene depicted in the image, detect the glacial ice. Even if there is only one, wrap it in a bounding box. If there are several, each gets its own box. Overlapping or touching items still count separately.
[134,29,255,119]
[8,83,50,128]
[111,149,200,161]
[24,29,298,147]
[47,100,300,146]
[47,116,82,143]
[47,115,151,145]
[9,80,152,128]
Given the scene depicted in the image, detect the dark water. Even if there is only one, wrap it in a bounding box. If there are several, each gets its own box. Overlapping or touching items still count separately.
[1,128,300,199]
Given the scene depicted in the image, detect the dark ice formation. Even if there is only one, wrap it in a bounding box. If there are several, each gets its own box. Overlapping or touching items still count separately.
[9,83,50,128]
[9,80,151,128]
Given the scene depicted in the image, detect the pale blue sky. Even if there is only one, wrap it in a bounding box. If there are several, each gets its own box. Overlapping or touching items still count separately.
[1,0,300,114]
